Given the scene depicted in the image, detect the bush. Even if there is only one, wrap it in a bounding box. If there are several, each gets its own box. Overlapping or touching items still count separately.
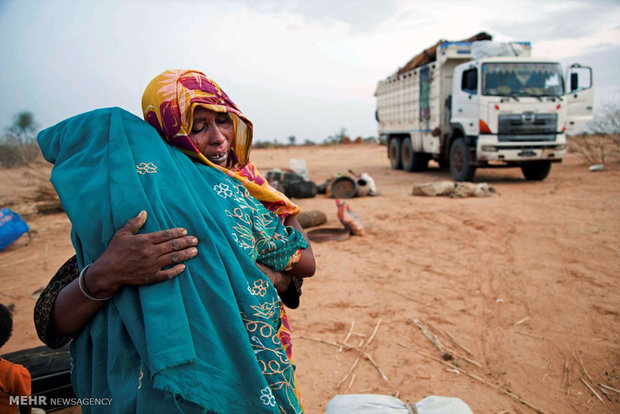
[586,100,620,135]
[0,137,41,168]
[0,111,41,168]
[567,100,620,165]
[568,134,620,165]
[252,140,285,149]
[322,128,347,146]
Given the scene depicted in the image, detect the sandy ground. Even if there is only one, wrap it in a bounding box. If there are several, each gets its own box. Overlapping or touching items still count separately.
[1,144,619,413]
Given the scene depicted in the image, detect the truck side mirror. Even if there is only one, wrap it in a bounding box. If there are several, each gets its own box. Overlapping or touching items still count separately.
[570,73,578,92]
[568,65,592,92]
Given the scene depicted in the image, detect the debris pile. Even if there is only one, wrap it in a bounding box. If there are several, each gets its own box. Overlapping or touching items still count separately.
[412,181,497,198]
[319,171,379,199]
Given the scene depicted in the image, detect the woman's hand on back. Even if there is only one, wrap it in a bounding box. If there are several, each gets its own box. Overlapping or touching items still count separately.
[85,211,199,297]
[255,262,291,293]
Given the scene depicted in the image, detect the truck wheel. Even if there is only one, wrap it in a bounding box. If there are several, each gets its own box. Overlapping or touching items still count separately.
[402,138,429,172]
[449,138,476,181]
[389,138,403,170]
[521,161,552,181]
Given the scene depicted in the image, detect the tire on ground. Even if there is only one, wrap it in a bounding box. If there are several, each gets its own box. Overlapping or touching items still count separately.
[389,137,403,170]
[449,138,476,181]
[402,138,429,172]
[401,138,414,171]
[521,161,552,181]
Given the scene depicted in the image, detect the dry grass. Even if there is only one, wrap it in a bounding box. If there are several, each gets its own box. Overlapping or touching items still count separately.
[0,161,62,217]
[567,134,620,166]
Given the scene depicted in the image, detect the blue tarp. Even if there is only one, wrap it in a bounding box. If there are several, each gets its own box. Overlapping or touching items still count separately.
[0,208,29,251]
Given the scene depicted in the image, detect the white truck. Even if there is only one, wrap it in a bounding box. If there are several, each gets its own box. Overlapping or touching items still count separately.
[375,38,594,181]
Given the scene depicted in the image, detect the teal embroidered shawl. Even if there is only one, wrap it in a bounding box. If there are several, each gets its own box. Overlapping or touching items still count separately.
[37,107,306,413]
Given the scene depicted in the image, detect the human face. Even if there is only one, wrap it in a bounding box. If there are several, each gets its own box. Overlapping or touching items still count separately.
[189,107,234,166]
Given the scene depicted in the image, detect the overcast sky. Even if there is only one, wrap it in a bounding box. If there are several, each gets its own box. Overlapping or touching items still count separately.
[1,0,619,143]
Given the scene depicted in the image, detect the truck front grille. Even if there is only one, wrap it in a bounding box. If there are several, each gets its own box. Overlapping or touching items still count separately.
[498,113,557,141]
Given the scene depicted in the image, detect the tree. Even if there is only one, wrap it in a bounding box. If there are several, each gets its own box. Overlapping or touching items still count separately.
[569,100,620,165]
[587,100,620,135]
[288,135,296,146]
[0,111,40,167]
[323,128,347,145]
[8,111,38,145]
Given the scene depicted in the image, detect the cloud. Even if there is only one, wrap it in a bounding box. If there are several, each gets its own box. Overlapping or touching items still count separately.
[0,0,619,142]
[491,1,619,39]
[232,0,398,32]
[533,25,620,60]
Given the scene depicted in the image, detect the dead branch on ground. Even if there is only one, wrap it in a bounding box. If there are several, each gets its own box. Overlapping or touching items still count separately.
[339,321,355,352]
[416,350,549,414]
[410,318,452,360]
[443,329,475,357]
[580,377,604,403]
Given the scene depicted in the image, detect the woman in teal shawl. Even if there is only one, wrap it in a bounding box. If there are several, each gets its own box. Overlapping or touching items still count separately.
[36,71,314,413]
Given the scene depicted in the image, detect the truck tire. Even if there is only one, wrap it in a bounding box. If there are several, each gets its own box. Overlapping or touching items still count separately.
[402,138,429,172]
[521,161,552,181]
[389,137,403,170]
[449,138,476,181]
[401,138,414,171]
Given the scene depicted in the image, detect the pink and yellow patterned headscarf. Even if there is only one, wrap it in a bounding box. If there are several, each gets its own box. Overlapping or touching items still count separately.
[142,69,299,218]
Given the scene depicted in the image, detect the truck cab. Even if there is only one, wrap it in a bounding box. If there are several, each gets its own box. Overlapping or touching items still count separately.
[449,57,593,180]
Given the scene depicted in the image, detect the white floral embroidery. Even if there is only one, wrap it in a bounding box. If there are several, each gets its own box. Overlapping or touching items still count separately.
[251,336,264,355]
[136,162,157,174]
[260,386,276,407]
[213,183,233,198]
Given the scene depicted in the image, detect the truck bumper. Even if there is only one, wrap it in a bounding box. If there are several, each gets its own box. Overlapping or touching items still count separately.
[476,134,566,163]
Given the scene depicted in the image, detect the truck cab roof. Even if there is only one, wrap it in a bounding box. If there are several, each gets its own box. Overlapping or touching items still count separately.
[475,56,560,65]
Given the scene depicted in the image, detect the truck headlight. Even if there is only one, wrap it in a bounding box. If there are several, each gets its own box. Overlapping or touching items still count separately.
[481,145,497,152]
[556,144,566,150]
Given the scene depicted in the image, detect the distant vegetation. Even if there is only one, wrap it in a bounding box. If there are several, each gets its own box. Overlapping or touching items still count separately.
[0,112,382,157]
[0,111,41,168]
[253,127,378,148]
[4,105,618,170]
[586,100,620,135]
[568,100,620,166]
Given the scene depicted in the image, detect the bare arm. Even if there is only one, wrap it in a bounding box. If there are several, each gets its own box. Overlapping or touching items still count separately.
[51,211,199,337]
[283,215,316,278]
[255,215,315,308]
[255,262,292,293]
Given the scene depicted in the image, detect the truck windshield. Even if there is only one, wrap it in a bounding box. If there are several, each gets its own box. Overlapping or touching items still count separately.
[482,63,564,98]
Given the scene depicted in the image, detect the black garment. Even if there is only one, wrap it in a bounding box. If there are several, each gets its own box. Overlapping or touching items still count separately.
[33,256,79,349]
